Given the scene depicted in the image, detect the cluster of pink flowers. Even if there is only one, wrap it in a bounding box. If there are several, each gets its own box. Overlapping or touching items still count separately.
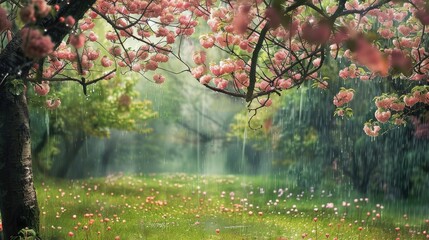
[404,91,429,107]
[7,0,429,132]
[333,89,354,107]
[232,4,252,34]
[20,0,51,24]
[374,110,391,124]
[69,34,86,49]
[21,28,54,59]
[375,96,405,112]
[301,19,331,45]
[258,98,272,107]
[339,64,358,79]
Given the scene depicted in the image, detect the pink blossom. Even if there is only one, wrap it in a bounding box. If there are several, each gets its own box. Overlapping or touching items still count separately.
[45,99,61,110]
[336,109,344,117]
[166,33,175,44]
[209,64,222,76]
[265,7,281,28]
[390,49,412,75]
[333,90,354,107]
[410,73,427,81]
[414,91,429,104]
[390,102,405,111]
[156,27,169,37]
[20,5,36,23]
[34,81,50,96]
[398,25,412,36]
[259,81,271,91]
[193,51,206,65]
[151,53,169,63]
[153,74,165,84]
[352,36,389,76]
[80,19,95,31]
[339,69,349,79]
[207,19,220,32]
[345,0,360,10]
[379,28,394,39]
[101,56,113,67]
[86,49,99,61]
[326,5,338,14]
[124,51,136,64]
[132,63,142,72]
[32,0,51,17]
[191,66,205,79]
[375,97,394,109]
[69,34,86,48]
[216,79,228,90]
[213,77,222,86]
[88,32,98,42]
[394,118,406,125]
[145,60,158,71]
[312,58,321,67]
[259,98,272,107]
[363,124,381,137]
[301,19,331,45]
[65,16,76,27]
[220,60,235,74]
[199,74,212,85]
[278,78,292,89]
[332,27,349,44]
[416,9,429,25]
[232,4,251,34]
[326,203,334,209]
[360,75,370,81]
[21,28,54,59]
[20,0,51,23]
[274,50,288,62]
[234,73,249,88]
[404,95,419,107]
[106,31,118,41]
[318,81,328,89]
[215,33,227,47]
[375,109,391,123]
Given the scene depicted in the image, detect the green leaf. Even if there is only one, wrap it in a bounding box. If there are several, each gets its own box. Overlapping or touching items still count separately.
[7,79,25,96]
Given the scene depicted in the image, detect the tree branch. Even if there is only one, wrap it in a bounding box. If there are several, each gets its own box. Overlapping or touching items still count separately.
[247,24,269,102]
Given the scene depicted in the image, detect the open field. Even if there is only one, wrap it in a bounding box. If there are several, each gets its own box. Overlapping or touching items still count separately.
[33,173,429,239]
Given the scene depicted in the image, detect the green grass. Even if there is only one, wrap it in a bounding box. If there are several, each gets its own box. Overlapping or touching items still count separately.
[31,173,429,239]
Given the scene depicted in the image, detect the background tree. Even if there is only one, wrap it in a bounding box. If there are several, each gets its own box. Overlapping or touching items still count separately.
[30,74,156,177]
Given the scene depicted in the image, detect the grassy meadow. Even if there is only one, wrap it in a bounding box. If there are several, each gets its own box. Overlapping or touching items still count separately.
[30,173,429,240]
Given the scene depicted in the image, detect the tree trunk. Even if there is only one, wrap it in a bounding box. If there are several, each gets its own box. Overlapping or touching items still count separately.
[0,88,40,239]
[0,0,96,237]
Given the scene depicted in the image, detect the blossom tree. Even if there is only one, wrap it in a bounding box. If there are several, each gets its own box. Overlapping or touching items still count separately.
[0,0,429,238]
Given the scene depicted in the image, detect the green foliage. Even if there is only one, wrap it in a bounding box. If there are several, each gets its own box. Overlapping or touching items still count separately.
[6,79,25,96]
[11,228,37,240]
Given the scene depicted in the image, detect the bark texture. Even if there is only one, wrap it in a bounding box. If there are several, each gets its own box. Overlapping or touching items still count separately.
[0,88,39,239]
